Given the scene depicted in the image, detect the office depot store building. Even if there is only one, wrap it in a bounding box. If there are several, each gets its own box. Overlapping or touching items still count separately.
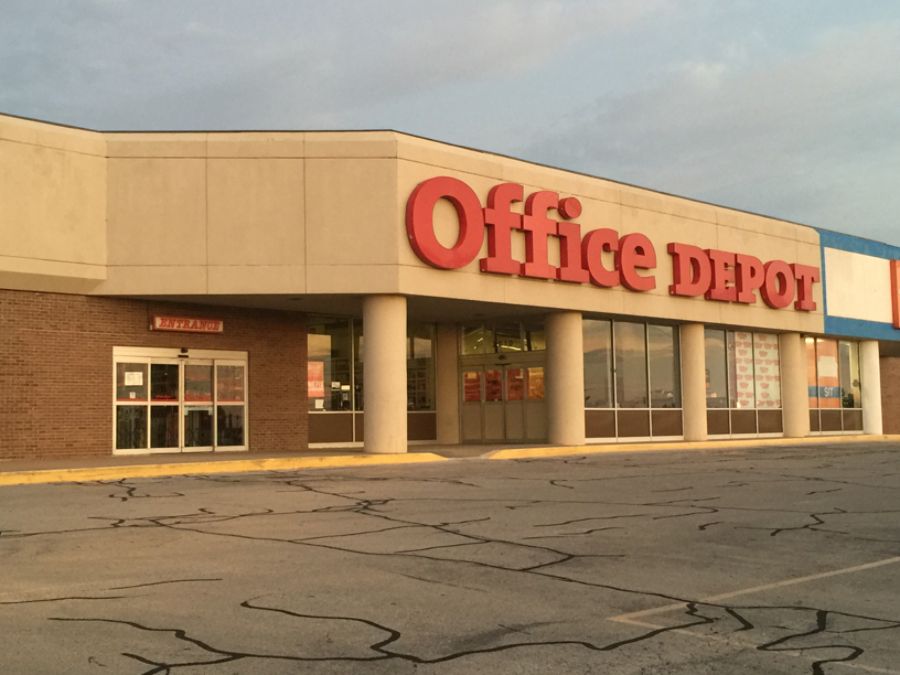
[1,113,898,461]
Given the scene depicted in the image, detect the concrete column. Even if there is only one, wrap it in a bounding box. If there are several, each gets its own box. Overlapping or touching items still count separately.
[546,311,585,446]
[363,295,407,454]
[860,340,883,435]
[779,332,810,438]
[435,323,460,444]
[680,323,707,442]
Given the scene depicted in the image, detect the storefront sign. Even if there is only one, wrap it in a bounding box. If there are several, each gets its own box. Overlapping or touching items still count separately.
[406,176,821,312]
[892,260,900,329]
[151,316,224,333]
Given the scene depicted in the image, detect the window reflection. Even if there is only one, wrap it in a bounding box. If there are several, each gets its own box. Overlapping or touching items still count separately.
[583,320,612,408]
[704,329,728,408]
[307,319,353,411]
[649,325,680,408]
[614,322,648,408]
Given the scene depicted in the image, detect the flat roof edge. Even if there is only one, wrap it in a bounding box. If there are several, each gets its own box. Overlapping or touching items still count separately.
[2,110,895,249]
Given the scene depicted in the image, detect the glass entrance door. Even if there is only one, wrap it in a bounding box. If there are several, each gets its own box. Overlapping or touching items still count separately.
[459,362,546,443]
[184,361,214,451]
[114,349,247,455]
[149,360,180,451]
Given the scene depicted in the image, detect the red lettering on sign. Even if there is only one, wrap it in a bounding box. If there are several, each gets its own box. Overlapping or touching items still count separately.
[792,264,820,311]
[555,198,589,284]
[760,260,796,309]
[735,254,765,304]
[582,228,620,288]
[521,191,559,279]
[151,316,223,333]
[480,183,523,275]
[405,176,484,269]
[705,249,738,302]
[404,176,821,311]
[668,243,711,297]
[618,233,656,292]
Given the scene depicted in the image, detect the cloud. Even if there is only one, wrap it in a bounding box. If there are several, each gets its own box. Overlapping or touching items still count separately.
[521,20,900,244]
[0,0,665,129]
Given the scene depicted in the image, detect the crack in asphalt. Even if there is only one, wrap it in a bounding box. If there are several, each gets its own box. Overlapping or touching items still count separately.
[3,445,899,673]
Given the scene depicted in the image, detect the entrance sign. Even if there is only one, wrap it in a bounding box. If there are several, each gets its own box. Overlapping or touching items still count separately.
[407,176,821,312]
[151,316,224,333]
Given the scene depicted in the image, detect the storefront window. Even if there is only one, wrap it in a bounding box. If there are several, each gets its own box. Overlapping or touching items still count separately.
[307,317,436,416]
[307,318,353,411]
[648,325,680,408]
[705,329,728,408]
[495,323,526,352]
[705,329,784,431]
[151,364,179,401]
[116,406,147,449]
[217,406,245,446]
[407,323,435,410]
[728,331,755,409]
[216,363,245,446]
[753,333,781,409]
[353,321,364,410]
[116,363,148,402]
[527,327,546,351]
[815,338,841,409]
[614,321,648,408]
[583,319,613,408]
[507,368,525,401]
[150,406,179,448]
[462,325,495,355]
[839,341,861,408]
[805,337,818,408]
[461,322,546,355]
[527,367,545,400]
[184,364,213,402]
[806,337,863,433]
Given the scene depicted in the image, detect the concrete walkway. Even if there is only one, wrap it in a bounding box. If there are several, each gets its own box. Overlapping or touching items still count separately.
[1,435,897,487]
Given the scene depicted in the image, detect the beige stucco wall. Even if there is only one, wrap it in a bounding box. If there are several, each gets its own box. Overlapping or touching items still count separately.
[0,114,851,335]
[99,130,402,296]
[0,115,107,292]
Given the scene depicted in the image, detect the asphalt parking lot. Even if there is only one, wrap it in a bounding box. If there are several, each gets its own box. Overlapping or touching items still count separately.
[2,442,899,674]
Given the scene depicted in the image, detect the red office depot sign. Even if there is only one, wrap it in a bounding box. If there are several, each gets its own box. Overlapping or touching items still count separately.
[406,176,820,311]
[151,316,224,333]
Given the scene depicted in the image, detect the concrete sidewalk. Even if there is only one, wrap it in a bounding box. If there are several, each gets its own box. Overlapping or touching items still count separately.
[1,434,897,487]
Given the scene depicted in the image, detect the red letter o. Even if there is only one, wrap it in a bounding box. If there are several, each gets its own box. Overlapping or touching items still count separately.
[760,260,796,309]
[406,177,485,269]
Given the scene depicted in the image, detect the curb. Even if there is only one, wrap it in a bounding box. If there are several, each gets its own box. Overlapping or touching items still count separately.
[2,435,897,487]
[482,434,900,461]
[0,452,449,487]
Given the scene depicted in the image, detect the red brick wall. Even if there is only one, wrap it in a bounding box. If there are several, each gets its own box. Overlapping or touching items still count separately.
[881,356,900,435]
[0,290,307,461]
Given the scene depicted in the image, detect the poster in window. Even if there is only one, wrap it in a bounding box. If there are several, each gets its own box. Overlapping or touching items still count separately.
[816,339,841,408]
[463,371,481,402]
[308,361,325,399]
[752,333,781,409]
[124,371,144,387]
[731,331,755,409]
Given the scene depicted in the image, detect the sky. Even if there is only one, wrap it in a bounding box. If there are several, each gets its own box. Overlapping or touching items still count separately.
[2,0,898,244]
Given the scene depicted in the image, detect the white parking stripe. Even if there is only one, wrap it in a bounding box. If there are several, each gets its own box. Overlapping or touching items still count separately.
[612,556,900,621]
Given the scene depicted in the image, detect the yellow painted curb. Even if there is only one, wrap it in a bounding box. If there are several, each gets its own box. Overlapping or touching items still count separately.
[482,435,900,461]
[0,453,449,487]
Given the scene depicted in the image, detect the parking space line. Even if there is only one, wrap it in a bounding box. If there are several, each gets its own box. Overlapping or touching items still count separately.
[612,556,900,622]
